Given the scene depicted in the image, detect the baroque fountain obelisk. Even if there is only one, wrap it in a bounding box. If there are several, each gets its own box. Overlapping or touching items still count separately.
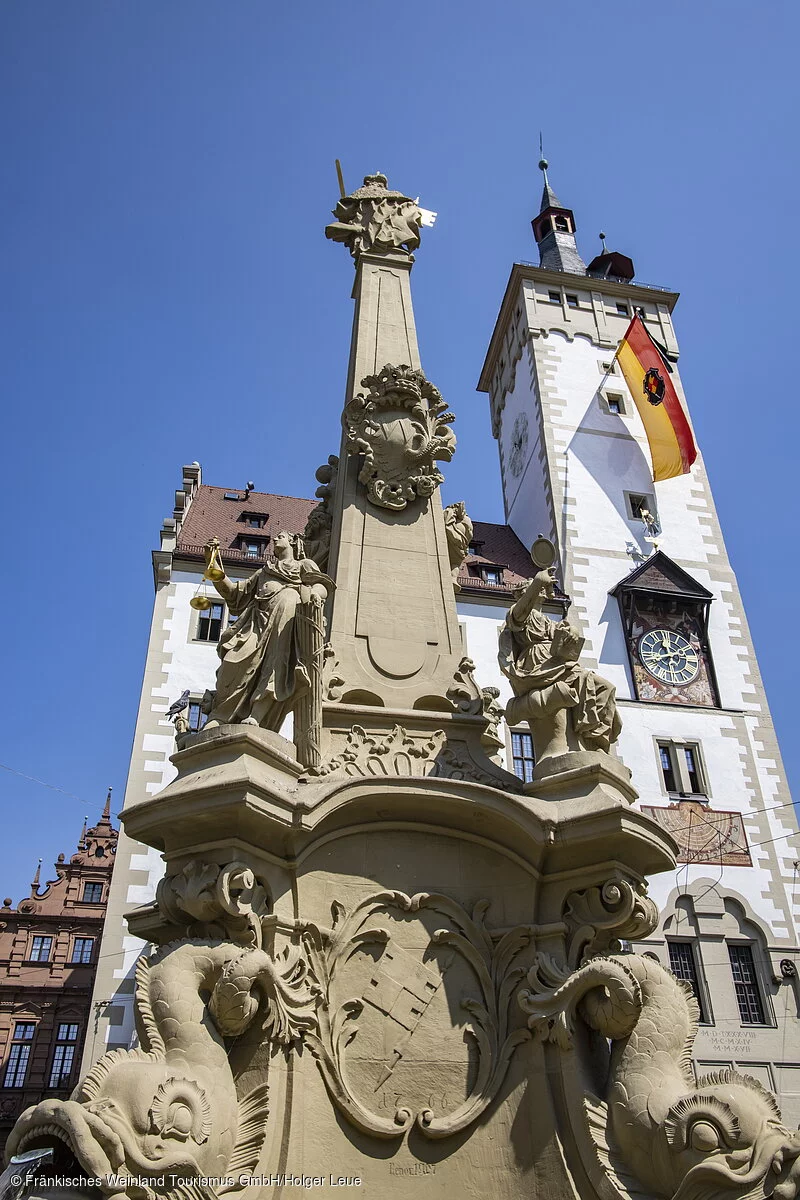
[8,174,800,1200]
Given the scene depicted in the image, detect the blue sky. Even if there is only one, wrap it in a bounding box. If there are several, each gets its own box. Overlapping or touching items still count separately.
[1,1,797,903]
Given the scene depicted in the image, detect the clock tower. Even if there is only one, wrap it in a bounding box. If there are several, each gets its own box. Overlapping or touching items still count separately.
[478,159,800,1116]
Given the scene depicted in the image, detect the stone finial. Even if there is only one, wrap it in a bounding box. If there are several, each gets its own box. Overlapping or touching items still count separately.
[326,174,423,260]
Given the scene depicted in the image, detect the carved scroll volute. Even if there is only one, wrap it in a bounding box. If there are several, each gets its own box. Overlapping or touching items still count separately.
[156,860,272,948]
[563,875,658,969]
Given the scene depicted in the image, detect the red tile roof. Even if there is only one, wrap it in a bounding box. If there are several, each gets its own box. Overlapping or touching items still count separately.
[176,485,317,567]
[175,485,536,596]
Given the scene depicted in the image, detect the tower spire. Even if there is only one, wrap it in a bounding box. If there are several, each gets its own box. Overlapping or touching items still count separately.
[531,155,586,275]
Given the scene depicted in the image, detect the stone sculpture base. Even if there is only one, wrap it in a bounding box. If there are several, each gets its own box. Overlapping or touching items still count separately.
[104,725,673,1199]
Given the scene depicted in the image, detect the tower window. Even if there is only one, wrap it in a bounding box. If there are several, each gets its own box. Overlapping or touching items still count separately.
[728,945,767,1025]
[601,391,626,416]
[565,293,579,309]
[3,1023,35,1088]
[659,745,677,792]
[616,301,629,316]
[656,741,708,797]
[82,882,103,903]
[511,731,535,784]
[196,602,225,642]
[600,360,617,375]
[29,936,52,962]
[548,290,561,304]
[555,214,571,232]
[625,492,656,521]
[668,942,709,1023]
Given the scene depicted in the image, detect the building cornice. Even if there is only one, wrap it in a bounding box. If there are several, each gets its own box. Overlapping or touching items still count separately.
[476,262,680,393]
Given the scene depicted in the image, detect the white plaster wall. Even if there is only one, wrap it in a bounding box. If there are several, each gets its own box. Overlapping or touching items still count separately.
[501,353,552,550]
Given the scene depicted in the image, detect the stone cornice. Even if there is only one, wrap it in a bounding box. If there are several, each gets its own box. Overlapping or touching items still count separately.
[476,262,680,393]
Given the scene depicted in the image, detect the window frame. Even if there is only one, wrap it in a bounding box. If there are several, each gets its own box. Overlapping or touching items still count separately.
[624,491,657,523]
[194,600,226,643]
[187,698,208,733]
[728,942,771,1027]
[49,1023,80,1089]
[510,729,536,785]
[600,390,627,416]
[656,739,710,799]
[82,881,104,904]
[29,935,52,963]
[70,937,95,965]
[480,567,503,585]
[3,1022,36,1088]
[667,939,713,1024]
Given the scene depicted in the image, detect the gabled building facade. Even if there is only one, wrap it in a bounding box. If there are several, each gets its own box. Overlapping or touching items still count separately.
[0,795,117,1154]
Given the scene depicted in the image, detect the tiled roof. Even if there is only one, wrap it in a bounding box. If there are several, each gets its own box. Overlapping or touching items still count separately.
[175,486,536,596]
[176,485,317,566]
[457,520,533,596]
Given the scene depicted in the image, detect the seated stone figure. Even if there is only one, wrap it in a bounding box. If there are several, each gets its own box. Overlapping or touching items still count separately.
[498,562,621,765]
[203,532,331,731]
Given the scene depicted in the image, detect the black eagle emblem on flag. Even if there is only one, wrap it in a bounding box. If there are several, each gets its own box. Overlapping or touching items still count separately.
[643,367,665,406]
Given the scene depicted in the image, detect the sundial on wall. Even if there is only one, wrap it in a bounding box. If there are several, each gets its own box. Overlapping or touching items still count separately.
[509,411,529,477]
[641,800,751,866]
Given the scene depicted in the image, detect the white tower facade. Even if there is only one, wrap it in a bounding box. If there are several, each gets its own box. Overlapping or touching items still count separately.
[478,163,800,1118]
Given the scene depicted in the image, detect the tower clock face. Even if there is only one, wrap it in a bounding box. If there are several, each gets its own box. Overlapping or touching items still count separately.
[508,412,529,477]
[638,628,700,686]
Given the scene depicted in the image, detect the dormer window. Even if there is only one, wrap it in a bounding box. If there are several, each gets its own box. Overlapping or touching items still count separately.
[467,542,482,556]
[240,512,268,529]
[239,536,267,559]
[481,567,503,585]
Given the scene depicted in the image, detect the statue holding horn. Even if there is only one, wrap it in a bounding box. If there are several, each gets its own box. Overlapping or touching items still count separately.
[498,537,621,769]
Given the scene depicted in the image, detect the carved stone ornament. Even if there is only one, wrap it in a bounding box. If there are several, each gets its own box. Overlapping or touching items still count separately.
[304,892,533,1139]
[498,550,622,760]
[518,951,800,1200]
[344,363,456,510]
[443,501,473,590]
[306,723,514,789]
[156,860,272,948]
[6,937,318,1196]
[301,454,339,573]
[325,173,422,259]
[563,874,658,969]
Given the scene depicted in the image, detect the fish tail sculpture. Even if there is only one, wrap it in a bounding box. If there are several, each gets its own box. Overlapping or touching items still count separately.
[5,939,317,1197]
[520,952,800,1200]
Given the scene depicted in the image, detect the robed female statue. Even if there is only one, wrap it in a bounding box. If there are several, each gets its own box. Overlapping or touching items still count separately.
[202,533,333,766]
